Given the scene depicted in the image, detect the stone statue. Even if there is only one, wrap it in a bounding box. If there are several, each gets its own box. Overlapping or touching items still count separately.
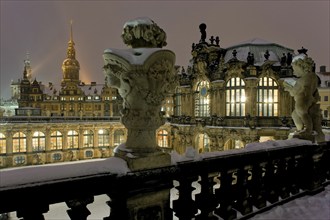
[283,54,325,142]
[199,23,207,43]
[103,17,178,170]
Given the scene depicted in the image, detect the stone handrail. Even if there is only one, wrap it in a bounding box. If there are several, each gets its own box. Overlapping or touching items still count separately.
[0,116,121,123]
[0,142,329,220]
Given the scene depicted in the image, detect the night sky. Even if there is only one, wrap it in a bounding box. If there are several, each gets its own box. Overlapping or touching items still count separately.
[1,1,329,99]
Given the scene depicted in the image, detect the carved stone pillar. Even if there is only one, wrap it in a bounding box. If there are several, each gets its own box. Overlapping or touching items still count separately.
[103,17,177,170]
[245,77,258,117]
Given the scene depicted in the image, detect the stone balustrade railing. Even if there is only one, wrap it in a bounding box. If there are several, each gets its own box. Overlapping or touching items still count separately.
[0,116,121,123]
[0,142,329,220]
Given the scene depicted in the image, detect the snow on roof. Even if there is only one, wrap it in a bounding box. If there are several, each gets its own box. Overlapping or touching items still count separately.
[223,37,295,65]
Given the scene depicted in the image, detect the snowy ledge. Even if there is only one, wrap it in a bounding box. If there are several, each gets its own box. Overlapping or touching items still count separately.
[0,138,315,188]
[0,157,130,188]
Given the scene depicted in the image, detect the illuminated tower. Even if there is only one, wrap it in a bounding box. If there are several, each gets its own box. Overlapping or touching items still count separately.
[24,51,32,82]
[62,20,80,84]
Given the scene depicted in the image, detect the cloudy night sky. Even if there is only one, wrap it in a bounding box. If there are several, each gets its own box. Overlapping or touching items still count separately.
[1,1,329,99]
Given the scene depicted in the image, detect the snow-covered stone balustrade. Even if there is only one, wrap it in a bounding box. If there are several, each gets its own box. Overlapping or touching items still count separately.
[0,141,329,220]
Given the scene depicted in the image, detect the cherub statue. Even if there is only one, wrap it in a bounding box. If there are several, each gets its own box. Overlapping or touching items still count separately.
[283,54,324,142]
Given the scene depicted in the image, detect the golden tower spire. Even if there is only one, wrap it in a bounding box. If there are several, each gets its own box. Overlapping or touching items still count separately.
[62,19,80,83]
[70,19,73,42]
[67,19,76,59]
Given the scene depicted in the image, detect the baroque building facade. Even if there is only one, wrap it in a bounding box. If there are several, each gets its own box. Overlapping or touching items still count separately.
[1,23,328,168]
[167,24,300,154]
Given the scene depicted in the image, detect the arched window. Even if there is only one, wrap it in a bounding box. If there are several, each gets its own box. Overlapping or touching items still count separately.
[83,130,94,148]
[32,131,45,151]
[98,129,109,147]
[0,133,6,154]
[196,133,210,153]
[195,81,210,117]
[13,132,26,153]
[67,130,78,148]
[157,130,169,148]
[257,77,278,116]
[174,87,182,116]
[224,139,244,150]
[114,130,125,146]
[51,131,62,150]
[226,78,246,116]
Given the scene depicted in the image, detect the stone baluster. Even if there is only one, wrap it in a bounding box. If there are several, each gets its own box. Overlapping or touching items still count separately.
[250,161,267,209]
[277,157,290,199]
[172,175,198,219]
[234,165,253,215]
[195,172,218,220]
[16,204,49,220]
[288,155,303,195]
[65,197,93,220]
[264,159,279,203]
[104,193,128,220]
[214,170,237,220]
[303,148,325,193]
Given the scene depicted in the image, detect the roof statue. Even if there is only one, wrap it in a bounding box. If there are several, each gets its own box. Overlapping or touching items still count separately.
[199,23,207,43]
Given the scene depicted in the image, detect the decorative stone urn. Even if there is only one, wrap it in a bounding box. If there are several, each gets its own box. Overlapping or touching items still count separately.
[103,17,178,170]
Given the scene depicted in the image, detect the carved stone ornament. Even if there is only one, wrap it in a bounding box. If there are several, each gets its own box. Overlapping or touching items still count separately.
[103,18,178,168]
[121,17,167,48]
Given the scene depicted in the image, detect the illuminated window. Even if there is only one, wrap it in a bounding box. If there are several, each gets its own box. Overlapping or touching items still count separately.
[51,131,63,150]
[174,87,182,116]
[157,130,168,148]
[257,77,278,116]
[195,81,210,117]
[32,131,45,151]
[98,129,109,147]
[67,130,78,148]
[224,139,244,150]
[226,78,246,116]
[114,130,125,146]
[0,133,6,154]
[196,133,210,153]
[13,132,26,153]
[83,130,94,147]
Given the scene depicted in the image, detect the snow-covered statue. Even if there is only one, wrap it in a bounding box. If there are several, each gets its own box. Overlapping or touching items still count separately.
[283,54,324,142]
[103,17,178,170]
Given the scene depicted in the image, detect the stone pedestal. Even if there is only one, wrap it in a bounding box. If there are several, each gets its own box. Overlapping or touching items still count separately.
[103,17,176,220]
[103,17,177,171]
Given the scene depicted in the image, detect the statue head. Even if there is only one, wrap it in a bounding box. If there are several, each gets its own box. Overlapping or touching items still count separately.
[292,54,314,77]
[121,17,167,48]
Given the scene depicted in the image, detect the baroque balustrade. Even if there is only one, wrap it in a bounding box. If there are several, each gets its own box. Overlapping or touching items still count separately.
[0,141,329,220]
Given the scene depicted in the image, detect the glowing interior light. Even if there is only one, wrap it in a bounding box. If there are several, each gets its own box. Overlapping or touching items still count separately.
[241,96,246,102]
[98,129,104,135]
